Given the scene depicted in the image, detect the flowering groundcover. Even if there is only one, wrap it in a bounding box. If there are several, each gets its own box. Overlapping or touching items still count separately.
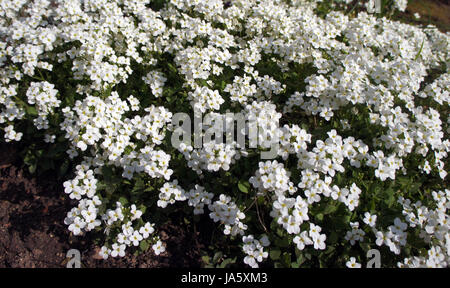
[0,0,449,268]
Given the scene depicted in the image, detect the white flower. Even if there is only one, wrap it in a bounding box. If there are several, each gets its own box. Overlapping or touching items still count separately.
[363,212,377,227]
[244,254,258,268]
[293,231,313,250]
[130,231,143,246]
[68,217,86,235]
[313,234,327,250]
[111,244,126,258]
[139,222,155,239]
[130,204,143,220]
[346,257,361,268]
[152,240,166,256]
[99,246,110,260]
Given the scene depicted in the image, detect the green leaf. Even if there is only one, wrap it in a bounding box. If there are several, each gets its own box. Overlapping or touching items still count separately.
[118,197,128,206]
[59,159,70,176]
[323,203,338,215]
[201,255,210,265]
[139,204,147,214]
[414,38,425,61]
[144,186,154,192]
[384,188,395,207]
[270,249,281,260]
[167,63,177,73]
[397,177,411,187]
[220,80,226,91]
[328,231,338,244]
[26,105,38,117]
[140,240,149,251]
[102,166,114,182]
[212,252,223,264]
[370,198,376,212]
[218,257,236,268]
[296,252,306,266]
[325,246,335,255]
[274,236,290,248]
[238,181,250,193]
[281,252,291,267]
[410,182,421,193]
[335,214,351,229]
[132,177,145,194]
[315,213,324,221]
[276,227,284,237]
[28,163,37,174]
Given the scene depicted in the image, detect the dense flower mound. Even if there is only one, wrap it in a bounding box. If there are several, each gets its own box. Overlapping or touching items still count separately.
[0,0,449,268]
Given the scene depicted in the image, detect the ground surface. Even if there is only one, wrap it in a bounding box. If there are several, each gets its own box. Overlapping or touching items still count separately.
[0,143,204,268]
[0,0,449,268]
[398,0,450,32]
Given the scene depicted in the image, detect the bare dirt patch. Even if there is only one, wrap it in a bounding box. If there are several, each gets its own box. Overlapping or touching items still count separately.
[0,143,203,268]
[398,0,450,32]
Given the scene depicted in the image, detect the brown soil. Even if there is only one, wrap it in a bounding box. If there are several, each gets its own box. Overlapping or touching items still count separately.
[0,142,203,268]
[397,0,450,32]
[1,0,448,269]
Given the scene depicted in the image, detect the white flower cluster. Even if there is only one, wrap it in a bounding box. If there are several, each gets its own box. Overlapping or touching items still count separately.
[3,124,23,142]
[209,194,247,236]
[100,201,164,259]
[374,217,408,255]
[298,170,362,211]
[186,184,214,215]
[100,221,163,259]
[65,196,102,235]
[188,86,224,112]
[62,163,101,237]
[180,141,238,174]
[143,70,167,98]
[0,84,25,139]
[254,74,285,98]
[298,131,362,175]
[26,81,60,130]
[1,0,448,268]
[250,160,297,197]
[62,160,161,257]
[393,0,408,12]
[250,161,329,251]
[224,75,257,104]
[419,74,450,105]
[293,223,327,251]
[242,235,270,268]
[346,257,362,268]
[245,101,282,150]
[60,92,173,180]
[157,180,187,208]
[61,155,167,258]
[273,195,309,235]
[345,222,366,246]
[277,124,312,160]
[158,181,249,242]
[63,167,98,200]
[398,190,450,268]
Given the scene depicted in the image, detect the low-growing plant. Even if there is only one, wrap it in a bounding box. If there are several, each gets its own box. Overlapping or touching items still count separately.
[0,0,448,268]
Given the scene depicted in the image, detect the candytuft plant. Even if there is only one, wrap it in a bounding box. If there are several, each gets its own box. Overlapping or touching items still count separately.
[0,0,448,268]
